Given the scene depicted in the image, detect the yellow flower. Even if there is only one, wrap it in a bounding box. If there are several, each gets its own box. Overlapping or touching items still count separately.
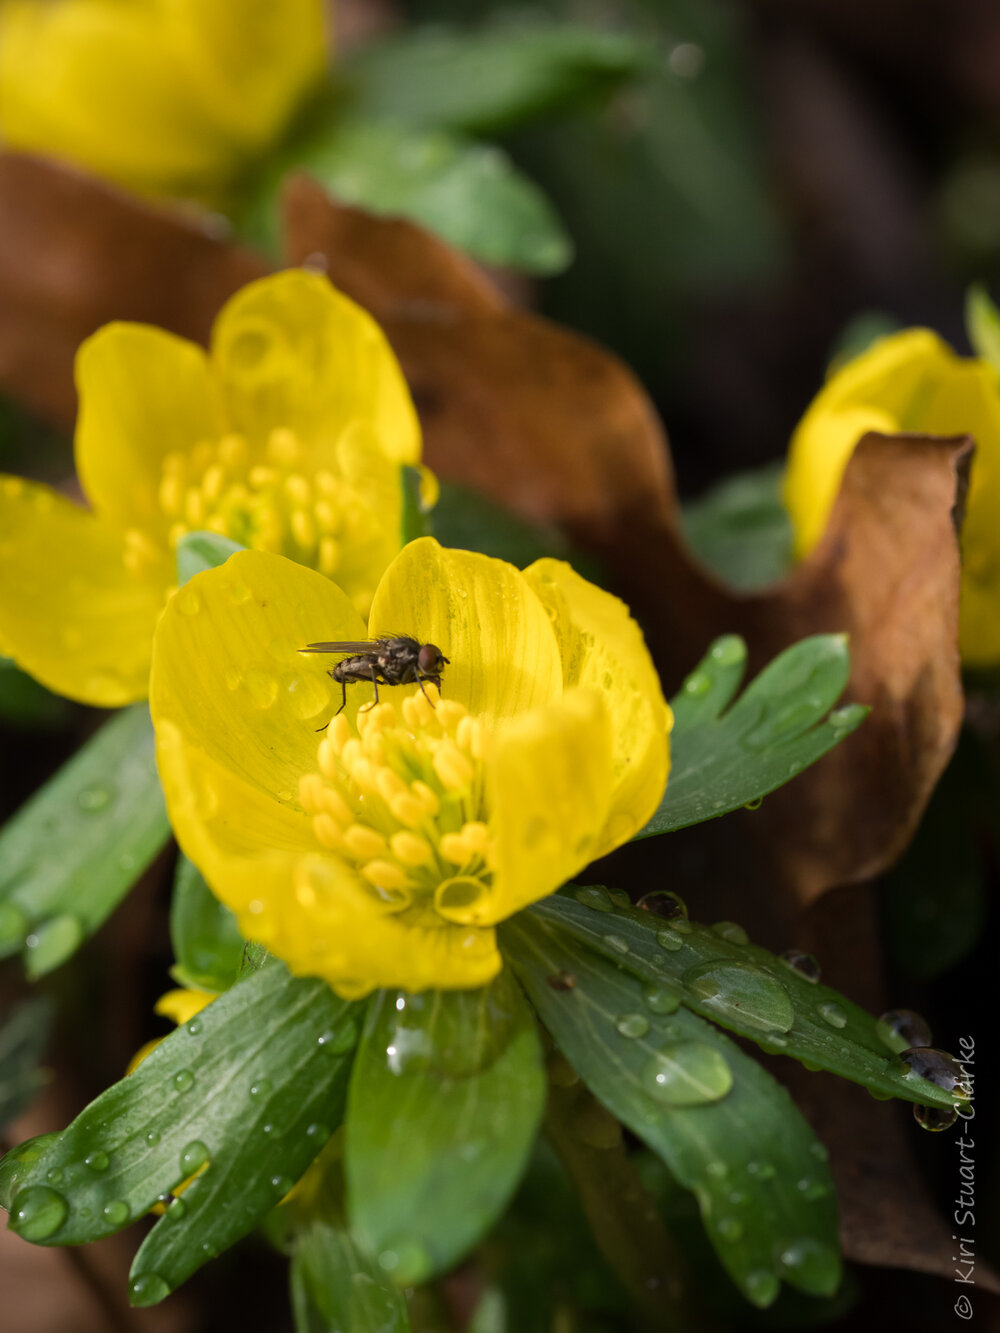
[0,0,327,205]
[126,987,216,1074]
[150,538,671,997]
[0,269,423,706]
[784,328,1000,666]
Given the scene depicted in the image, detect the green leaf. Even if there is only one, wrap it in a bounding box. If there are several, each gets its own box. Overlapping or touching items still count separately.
[532,892,962,1112]
[0,704,169,976]
[240,117,571,275]
[292,1219,411,1333]
[0,998,53,1130]
[0,657,71,730]
[504,912,840,1307]
[680,464,793,590]
[4,962,362,1307]
[343,21,645,136]
[638,634,867,837]
[432,481,577,569]
[169,856,245,993]
[966,283,1000,372]
[345,971,546,1284]
[175,530,243,585]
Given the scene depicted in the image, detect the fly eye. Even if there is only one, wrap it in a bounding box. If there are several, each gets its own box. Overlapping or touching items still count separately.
[418,644,442,673]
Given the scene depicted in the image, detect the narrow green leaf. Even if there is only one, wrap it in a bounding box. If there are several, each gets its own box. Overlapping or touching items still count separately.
[966,283,1000,372]
[638,634,867,837]
[175,530,243,585]
[343,22,645,136]
[0,657,71,730]
[169,856,245,993]
[3,963,361,1307]
[0,998,52,1130]
[504,913,840,1306]
[240,118,571,275]
[0,704,169,976]
[433,481,576,569]
[533,893,962,1111]
[292,1219,411,1333]
[346,971,545,1284]
[680,464,793,590]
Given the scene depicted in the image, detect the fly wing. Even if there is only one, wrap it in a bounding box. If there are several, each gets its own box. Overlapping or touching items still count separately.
[299,641,376,654]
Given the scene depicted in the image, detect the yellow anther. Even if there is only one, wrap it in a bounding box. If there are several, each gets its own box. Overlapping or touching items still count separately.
[361,859,411,892]
[411,781,440,817]
[314,500,339,533]
[291,507,316,551]
[296,880,317,908]
[388,793,428,828]
[456,716,485,759]
[319,786,354,824]
[349,756,380,796]
[218,433,247,468]
[319,537,340,575]
[340,737,363,771]
[205,514,228,535]
[402,694,434,731]
[344,825,387,859]
[284,473,311,507]
[162,451,186,477]
[168,521,188,549]
[376,768,408,804]
[201,464,226,502]
[436,700,466,731]
[390,831,433,866]
[358,701,395,735]
[249,466,278,490]
[158,473,184,516]
[461,821,491,856]
[267,427,301,465]
[313,813,344,851]
[433,741,474,792]
[184,488,206,527]
[440,833,473,865]
[315,470,340,497]
[298,772,326,813]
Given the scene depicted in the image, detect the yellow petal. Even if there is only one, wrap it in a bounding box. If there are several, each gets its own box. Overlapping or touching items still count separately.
[210,270,421,467]
[0,476,168,705]
[485,689,616,924]
[154,988,216,1026]
[76,322,218,537]
[524,560,670,856]
[368,538,563,723]
[150,549,369,822]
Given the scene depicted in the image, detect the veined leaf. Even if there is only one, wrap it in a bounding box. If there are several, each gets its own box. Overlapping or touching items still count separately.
[638,634,867,836]
[0,704,169,976]
[291,1219,411,1333]
[2,962,361,1308]
[345,971,545,1284]
[175,530,243,585]
[240,117,571,275]
[534,893,962,1111]
[0,998,52,1130]
[343,22,645,136]
[504,912,840,1307]
[169,856,245,994]
[681,464,793,590]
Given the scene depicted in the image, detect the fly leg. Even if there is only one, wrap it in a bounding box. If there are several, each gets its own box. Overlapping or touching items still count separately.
[415,671,438,708]
[361,664,380,713]
[316,674,348,732]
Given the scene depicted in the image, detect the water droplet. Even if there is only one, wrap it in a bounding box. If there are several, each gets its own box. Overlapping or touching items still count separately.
[129,1273,171,1307]
[179,1141,210,1174]
[317,1020,358,1053]
[914,1104,958,1131]
[668,917,693,934]
[227,578,252,605]
[0,901,28,950]
[897,1047,971,1099]
[876,1008,932,1054]
[77,783,114,813]
[249,1079,272,1100]
[744,1269,780,1307]
[828,704,865,731]
[145,1130,161,1147]
[262,1123,274,1135]
[602,933,629,955]
[23,914,85,976]
[710,636,745,666]
[84,1151,109,1172]
[271,1175,294,1196]
[616,1013,650,1039]
[186,1019,203,1036]
[643,1042,733,1105]
[778,1237,840,1294]
[780,949,821,983]
[173,1069,195,1093]
[45,1167,64,1186]
[656,929,684,952]
[796,1177,829,1201]
[176,587,201,616]
[747,1160,775,1181]
[305,1122,330,1140]
[244,668,278,709]
[705,1160,728,1180]
[283,671,331,720]
[684,962,795,1033]
[716,1216,743,1241]
[574,886,614,913]
[642,984,680,1015]
[683,671,711,696]
[711,921,749,945]
[102,1199,129,1227]
[377,1239,431,1284]
[165,1195,187,1221]
[11,1186,69,1240]
[638,890,688,920]
[818,1002,847,1029]
[743,797,763,811]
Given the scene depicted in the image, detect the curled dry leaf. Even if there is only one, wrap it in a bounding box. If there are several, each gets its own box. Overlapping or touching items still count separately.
[0,152,266,430]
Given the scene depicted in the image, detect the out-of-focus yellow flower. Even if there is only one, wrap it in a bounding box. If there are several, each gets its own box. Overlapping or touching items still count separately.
[0,269,423,706]
[126,987,216,1074]
[784,328,1000,666]
[150,539,671,998]
[0,0,327,205]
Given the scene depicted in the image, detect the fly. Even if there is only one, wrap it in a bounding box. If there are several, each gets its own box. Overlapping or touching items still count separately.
[299,636,450,724]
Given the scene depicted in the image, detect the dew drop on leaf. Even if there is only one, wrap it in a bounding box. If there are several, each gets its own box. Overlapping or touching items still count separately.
[84,1151,109,1172]
[377,1238,432,1284]
[643,1042,733,1106]
[11,1186,69,1240]
[744,1269,780,1307]
[179,1140,210,1174]
[173,1069,195,1093]
[76,783,114,813]
[102,1199,130,1227]
[711,920,749,945]
[780,949,821,983]
[876,1008,932,1054]
[656,929,684,953]
[642,984,680,1015]
[897,1046,971,1098]
[574,887,614,913]
[818,1002,847,1029]
[616,1013,650,1038]
[914,1104,958,1132]
[684,962,795,1033]
[129,1273,171,1307]
[601,934,629,955]
[777,1237,840,1293]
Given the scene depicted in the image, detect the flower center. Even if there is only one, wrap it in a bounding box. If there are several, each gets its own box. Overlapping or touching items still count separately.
[298,693,496,925]
[144,427,357,578]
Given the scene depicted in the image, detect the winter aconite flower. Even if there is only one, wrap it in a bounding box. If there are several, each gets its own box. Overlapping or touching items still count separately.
[150,539,670,997]
[0,269,423,706]
[784,328,1000,665]
[0,0,326,206]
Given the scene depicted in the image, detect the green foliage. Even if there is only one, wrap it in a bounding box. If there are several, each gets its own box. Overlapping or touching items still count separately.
[343,20,646,136]
[432,481,580,570]
[346,973,545,1284]
[4,962,361,1306]
[966,283,1000,370]
[169,856,245,993]
[241,115,571,275]
[505,911,840,1307]
[0,657,71,730]
[531,893,961,1111]
[175,530,243,584]
[681,464,793,590]
[0,999,52,1130]
[639,634,867,837]
[291,1219,412,1333]
[0,704,169,977]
